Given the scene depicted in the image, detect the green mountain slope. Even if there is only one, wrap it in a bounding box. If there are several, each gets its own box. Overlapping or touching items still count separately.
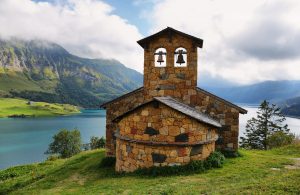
[0,39,143,108]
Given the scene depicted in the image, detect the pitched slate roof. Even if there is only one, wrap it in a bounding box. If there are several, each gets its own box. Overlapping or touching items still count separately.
[113,96,222,128]
[137,27,203,49]
[154,97,221,128]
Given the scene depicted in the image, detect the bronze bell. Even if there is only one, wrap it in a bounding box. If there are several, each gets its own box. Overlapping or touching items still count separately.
[157,51,164,64]
[176,50,185,65]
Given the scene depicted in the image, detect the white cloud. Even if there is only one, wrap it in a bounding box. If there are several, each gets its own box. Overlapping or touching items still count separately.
[147,0,300,85]
[0,0,144,72]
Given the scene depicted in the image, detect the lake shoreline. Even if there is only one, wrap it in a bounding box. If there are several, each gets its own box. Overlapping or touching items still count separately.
[0,112,81,119]
[0,98,80,118]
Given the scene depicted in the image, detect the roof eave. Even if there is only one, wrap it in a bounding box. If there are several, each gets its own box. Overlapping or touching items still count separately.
[137,27,203,49]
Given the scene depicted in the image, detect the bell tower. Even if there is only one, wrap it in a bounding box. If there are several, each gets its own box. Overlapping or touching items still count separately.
[137,27,203,104]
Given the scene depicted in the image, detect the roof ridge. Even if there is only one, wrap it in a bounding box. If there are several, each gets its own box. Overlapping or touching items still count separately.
[137,27,203,49]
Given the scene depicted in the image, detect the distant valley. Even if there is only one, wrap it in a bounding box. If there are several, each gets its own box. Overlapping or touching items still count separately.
[0,39,143,108]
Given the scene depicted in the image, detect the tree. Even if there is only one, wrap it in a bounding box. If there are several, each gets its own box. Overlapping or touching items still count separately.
[240,100,291,150]
[45,129,81,158]
[90,136,106,149]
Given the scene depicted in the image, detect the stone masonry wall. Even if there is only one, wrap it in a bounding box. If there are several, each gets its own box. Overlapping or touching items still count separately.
[143,33,198,102]
[194,89,240,150]
[116,140,215,172]
[105,89,146,156]
[115,102,217,172]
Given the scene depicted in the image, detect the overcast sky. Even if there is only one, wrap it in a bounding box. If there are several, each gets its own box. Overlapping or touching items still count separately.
[0,0,300,85]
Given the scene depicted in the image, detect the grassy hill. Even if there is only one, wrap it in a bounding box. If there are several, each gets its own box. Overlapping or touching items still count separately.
[0,98,79,118]
[1,144,300,194]
[0,39,143,108]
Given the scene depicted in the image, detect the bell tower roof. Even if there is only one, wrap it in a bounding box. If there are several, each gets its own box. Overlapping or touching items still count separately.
[137,27,204,49]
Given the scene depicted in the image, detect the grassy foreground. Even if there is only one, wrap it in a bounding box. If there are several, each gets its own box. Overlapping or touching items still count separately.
[0,98,80,118]
[1,144,300,195]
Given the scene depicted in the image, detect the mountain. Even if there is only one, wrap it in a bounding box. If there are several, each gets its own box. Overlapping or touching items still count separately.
[201,80,300,104]
[279,96,300,117]
[0,39,143,108]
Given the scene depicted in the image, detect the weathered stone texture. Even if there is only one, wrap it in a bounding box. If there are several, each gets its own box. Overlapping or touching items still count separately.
[143,34,197,102]
[115,103,217,172]
[105,89,145,156]
[116,140,215,172]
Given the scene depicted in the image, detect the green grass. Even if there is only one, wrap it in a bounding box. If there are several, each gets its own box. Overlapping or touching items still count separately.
[0,72,49,92]
[1,144,300,195]
[0,98,80,118]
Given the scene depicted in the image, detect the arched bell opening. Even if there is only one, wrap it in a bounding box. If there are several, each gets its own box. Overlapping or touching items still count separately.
[154,48,167,67]
[174,47,187,67]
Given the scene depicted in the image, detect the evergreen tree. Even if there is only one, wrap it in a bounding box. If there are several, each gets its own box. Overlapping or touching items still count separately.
[240,100,290,150]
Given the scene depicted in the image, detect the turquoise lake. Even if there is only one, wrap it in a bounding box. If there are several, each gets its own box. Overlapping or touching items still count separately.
[0,107,299,170]
[0,110,106,170]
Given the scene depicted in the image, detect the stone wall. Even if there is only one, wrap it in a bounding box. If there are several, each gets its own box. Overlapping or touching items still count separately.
[143,33,198,102]
[105,88,145,156]
[195,89,240,150]
[116,140,215,172]
[115,102,217,172]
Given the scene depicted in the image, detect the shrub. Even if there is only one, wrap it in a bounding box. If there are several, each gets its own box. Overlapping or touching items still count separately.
[100,157,116,168]
[204,151,225,169]
[90,136,106,149]
[46,154,60,161]
[267,131,295,149]
[45,129,81,158]
[220,150,242,158]
[293,135,300,144]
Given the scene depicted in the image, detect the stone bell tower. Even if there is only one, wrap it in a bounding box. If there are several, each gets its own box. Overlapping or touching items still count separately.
[137,27,203,104]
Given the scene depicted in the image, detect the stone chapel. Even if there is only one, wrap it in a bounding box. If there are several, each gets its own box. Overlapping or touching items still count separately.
[101,27,247,172]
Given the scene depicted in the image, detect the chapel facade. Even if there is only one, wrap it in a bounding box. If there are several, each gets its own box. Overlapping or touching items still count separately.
[101,27,247,172]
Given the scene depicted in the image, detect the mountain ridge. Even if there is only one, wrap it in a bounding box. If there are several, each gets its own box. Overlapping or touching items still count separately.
[200,80,300,104]
[0,39,143,108]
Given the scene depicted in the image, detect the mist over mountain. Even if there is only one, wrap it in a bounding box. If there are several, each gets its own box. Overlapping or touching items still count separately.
[0,39,143,108]
[200,80,300,104]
